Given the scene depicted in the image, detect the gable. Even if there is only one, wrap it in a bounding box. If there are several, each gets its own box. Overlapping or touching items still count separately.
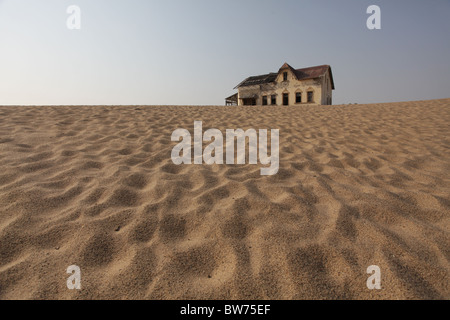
[276,63,298,82]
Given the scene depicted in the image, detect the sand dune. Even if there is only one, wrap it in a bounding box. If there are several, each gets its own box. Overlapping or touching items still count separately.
[0,99,449,299]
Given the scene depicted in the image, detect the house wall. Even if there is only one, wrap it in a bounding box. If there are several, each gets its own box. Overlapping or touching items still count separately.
[237,85,261,106]
[238,68,332,106]
[320,71,333,105]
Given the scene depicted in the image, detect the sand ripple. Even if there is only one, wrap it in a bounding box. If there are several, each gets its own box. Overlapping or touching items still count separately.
[0,100,449,299]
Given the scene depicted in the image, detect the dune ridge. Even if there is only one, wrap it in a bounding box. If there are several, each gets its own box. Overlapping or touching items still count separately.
[0,99,449,299]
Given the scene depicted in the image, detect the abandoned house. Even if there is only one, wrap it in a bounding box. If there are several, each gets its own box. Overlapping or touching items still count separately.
[226,63,335,106]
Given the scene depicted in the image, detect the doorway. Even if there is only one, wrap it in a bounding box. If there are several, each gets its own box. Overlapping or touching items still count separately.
[283,93,289,106]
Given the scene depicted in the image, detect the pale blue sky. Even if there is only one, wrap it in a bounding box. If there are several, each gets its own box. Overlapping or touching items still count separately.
[0,0,449,105]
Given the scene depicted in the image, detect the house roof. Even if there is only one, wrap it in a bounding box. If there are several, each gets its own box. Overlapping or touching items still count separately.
[234,73,278,89]
[235,63,335,90]
[279,62,297,75]
[294,65,335,89]
[225,93,238,101]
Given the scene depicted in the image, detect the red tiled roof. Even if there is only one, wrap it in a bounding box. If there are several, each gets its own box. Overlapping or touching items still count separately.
[294,65,335,89]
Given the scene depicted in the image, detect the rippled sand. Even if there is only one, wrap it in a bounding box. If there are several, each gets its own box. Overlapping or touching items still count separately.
[0,99,449,299]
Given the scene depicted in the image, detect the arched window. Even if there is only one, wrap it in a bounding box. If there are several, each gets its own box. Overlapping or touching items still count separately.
[306,88,315,103]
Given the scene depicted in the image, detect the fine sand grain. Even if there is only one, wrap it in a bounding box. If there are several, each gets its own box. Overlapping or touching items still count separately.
[0,99,449,299]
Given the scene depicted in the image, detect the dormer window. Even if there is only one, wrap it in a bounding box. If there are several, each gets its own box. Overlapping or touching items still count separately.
[283,72,288,81]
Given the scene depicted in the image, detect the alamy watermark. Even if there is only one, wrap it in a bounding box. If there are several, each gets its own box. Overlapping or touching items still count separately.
[367,5,381,30]
[67,5,81,30]
[366,265,382,290]
[171,121,279,176]
[66,5,380,31]
[67,265,81,290]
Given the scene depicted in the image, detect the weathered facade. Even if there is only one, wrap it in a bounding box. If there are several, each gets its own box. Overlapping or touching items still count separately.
[230,63,335,106]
